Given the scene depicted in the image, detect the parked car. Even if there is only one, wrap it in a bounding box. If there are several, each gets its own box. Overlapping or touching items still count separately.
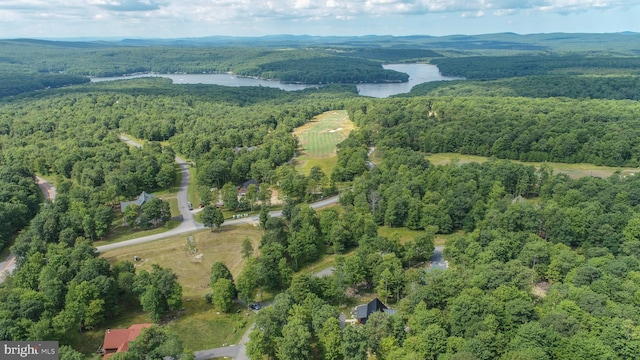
[249,303,261,310]
[187,201,193,210]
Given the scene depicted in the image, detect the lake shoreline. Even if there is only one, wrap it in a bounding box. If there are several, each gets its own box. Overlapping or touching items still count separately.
[90,64,461,98]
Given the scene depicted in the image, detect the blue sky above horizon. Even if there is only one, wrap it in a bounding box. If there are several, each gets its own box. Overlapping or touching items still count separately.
[1,1,640,39]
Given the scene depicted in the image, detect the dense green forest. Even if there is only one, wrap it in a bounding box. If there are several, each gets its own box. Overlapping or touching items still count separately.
[246,177,640,360]
[431,55,640,79]
[344,96,640,167]
[0,161,41,251]
[405,75,640,100]
[0,40,408,83]
[0,70,89,98]
[2,35,640,359]
[244,116,640,360]
[0,78,359,250]
[0,79,358,353]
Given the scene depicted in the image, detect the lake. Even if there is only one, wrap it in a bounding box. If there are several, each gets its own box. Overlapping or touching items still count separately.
[90,63,461,98]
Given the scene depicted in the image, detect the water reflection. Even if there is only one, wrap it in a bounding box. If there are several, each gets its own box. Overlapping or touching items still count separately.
[91,64,461,98]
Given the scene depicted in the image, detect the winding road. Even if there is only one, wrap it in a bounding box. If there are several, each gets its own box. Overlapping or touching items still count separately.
[98,136,204,252]
[98,136,339,253]
[0,176,57,283]
[2,135,441,358]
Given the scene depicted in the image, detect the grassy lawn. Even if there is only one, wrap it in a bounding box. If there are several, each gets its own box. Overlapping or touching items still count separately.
[187,165,201,207]
[294,110,354,176]
[154,190,181,217]
[378,226,425,244]
[74,294,256,354]
[101,224,263,297]
[378,225,458,246]
[94,219,181,246]
[167,297,256,352]
[299,247,357,277]
[434,231,465,246]
[426,152,638,179]
[76,225,264,356]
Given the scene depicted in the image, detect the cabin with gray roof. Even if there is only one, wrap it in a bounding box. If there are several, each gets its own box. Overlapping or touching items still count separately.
[120,191,154,212]
[355,298,396,324]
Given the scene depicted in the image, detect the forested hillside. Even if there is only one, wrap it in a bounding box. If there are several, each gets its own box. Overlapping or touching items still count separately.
[2,35,640,359]
[243,97,640,360]
[0,78,359,351]
[0,161,40,251]
[345,96,640,167]
[0,70,89,98]
[0,40,409,83]
[431,55,640,80]
[406,75,640,100]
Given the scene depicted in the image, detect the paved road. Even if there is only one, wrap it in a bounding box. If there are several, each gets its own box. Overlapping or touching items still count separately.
[96,195,339,253]
[101,134,341,253]
[1,176,57,283]
[194,323,254,360]
[0,253,16,283]
[36,176,56,202]
[366,147,376,169]
[119,134,195,227]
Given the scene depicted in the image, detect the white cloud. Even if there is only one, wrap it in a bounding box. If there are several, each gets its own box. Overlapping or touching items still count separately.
[3,0,638,23]
[461,10,485,18]
[94,0,169,12]
[1,0,639,37]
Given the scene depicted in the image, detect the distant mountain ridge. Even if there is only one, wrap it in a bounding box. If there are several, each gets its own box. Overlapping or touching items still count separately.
[5,32,640,54]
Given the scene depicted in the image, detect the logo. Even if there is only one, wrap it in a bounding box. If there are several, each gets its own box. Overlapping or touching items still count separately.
[1,342,58,360]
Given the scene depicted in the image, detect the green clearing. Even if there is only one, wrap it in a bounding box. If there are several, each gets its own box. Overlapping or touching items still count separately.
[426,152,638,179]
[166,298,256,352]
[74,286,255,354]
[378,226,425,244]
[377,226,453,246]
[101,224,263,297]
[95,219,181,246]
[94,225,263,353]
[294,110,354,176]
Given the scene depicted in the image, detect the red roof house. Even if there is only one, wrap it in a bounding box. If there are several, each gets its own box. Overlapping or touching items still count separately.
[101,324,153,359]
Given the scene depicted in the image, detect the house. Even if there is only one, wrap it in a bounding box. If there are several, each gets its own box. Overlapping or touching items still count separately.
[355,298,396,324]
[100,323,153,359]
[237,179,259,196]
[120,191,154,212]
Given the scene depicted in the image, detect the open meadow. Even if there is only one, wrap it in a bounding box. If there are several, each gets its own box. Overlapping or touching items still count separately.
[294,110,354,175]
[426,152,639,179]
[96,224,264,352]
[101,224,262,297]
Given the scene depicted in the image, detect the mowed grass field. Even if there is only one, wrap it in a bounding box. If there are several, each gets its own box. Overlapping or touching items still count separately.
[97,225,263,352]
[101,224,262,297]
[426,152,638,179]
[294,110,354,175]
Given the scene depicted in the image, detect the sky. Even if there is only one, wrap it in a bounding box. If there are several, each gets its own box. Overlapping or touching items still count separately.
[1,0,640,39]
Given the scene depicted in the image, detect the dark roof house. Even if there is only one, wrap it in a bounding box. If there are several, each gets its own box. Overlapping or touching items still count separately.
[237,179,259,196]
[101,323,153,359]
[120,191,154,212]
[355,298,396,324]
